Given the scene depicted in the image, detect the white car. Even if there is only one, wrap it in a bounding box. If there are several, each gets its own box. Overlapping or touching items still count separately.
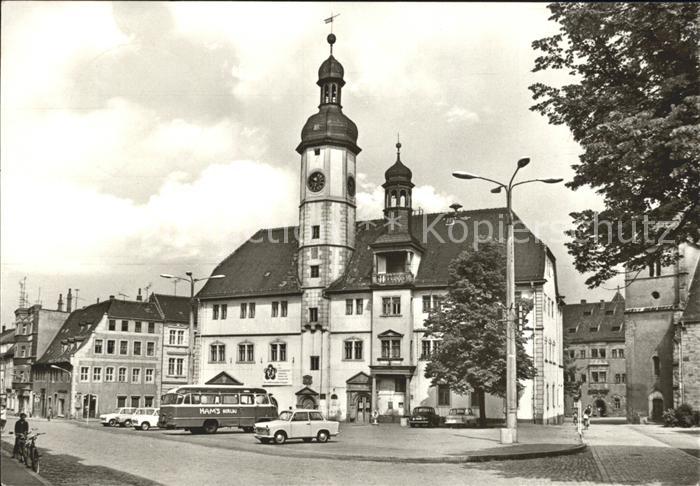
[131,408,159,431]
[254,409,339,444]
[444,407,479,427]
[100,407,136,427]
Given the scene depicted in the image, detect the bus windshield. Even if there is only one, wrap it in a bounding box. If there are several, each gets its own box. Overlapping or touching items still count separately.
[161,393,180,405]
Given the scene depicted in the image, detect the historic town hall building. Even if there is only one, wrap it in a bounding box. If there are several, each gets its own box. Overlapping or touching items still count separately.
[197,34,564,424]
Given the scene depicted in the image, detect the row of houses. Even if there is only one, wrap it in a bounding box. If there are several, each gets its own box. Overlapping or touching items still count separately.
[1,292,191,418]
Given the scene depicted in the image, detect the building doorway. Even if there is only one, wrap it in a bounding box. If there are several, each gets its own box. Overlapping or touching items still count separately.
[355,394,371,424]
[651,398,664,422]
[82,394,97,419]
[594,399,607,417]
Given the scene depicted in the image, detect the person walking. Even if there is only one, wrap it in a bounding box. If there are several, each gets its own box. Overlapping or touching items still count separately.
[583,405,592,430]
[47,406,53,422]
[12,413,29,458]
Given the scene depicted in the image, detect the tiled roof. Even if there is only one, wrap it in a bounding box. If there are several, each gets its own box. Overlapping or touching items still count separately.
[682,259,700,322]
[151,293,190,324]
[198,208,551,299]
[563,292,625,344]
[37,298,162,365]
[0,328,15,345]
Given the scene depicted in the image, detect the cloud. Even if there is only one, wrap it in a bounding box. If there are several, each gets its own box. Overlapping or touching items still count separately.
[446,105,480,124]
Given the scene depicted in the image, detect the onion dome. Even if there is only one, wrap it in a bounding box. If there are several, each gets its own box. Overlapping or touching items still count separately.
[383,142,413,186]
[297,34,360,155]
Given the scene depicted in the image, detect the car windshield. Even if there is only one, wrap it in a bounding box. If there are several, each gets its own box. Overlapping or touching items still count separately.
[278,411,293,421]
[449,408,465,415]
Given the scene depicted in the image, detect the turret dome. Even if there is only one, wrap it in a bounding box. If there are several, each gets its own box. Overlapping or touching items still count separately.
[384,142,413,185]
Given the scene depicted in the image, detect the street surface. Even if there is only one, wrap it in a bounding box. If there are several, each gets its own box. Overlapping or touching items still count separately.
[1,419,698,486]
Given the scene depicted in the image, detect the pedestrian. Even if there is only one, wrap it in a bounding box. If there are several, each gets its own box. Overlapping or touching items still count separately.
[12,413,29,458]
[48,406,53,421]
[583,405,592,430]
[0,405,7,432]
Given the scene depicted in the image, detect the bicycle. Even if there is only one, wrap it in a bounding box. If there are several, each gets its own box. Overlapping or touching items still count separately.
[18,430,45,473]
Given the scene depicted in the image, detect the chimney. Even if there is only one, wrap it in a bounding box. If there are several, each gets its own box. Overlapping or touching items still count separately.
[66,288,73,313]
[96,297,100,303]
[137,288,142,301]
[57,293,64,312]
[580,299,587,304]
[2,325,5,332]
[109,295,115,301]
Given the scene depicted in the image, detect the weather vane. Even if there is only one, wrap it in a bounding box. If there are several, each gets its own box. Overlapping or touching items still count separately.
[324,12,340,33]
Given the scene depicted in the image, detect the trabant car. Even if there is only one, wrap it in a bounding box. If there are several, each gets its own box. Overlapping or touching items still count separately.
[444,407,478,427]
[254,409,339,444]
[408,406,440,428]
[100,407,136,427]
[131,408,159,431]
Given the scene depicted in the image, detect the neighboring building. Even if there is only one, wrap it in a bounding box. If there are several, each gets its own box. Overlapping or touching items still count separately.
[562,293,626,417]
[1,326,16,411]
[150,293,192,393]
[676,249,700,410]
[12,294,70,415]
[625,243,700,423]
[34,296,163,418]
[195,33,565,425]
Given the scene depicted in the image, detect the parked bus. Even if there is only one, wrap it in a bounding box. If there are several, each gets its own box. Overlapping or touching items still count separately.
[158,385,278,434]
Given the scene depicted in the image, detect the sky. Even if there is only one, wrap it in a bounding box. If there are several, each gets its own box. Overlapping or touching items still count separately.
[0,2,624,326]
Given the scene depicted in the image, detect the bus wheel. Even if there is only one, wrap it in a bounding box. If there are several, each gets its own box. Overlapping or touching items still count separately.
[203,420,219,434]
[316,430,330,443]
[273,431,287,445]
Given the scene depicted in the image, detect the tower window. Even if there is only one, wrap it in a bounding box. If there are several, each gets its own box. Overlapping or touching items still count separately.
[314,148,321,156]
[331,84,337,102]
[312,225,320,239]
[310,355,320,370]
[310,265,320,278]
[652,356,660,376]
[309,307,318,323]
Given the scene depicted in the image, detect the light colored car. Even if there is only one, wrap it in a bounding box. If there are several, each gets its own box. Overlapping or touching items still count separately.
[254,409,339,444]
[131,408,159,431]
[444,407,478,427]
[99,407,136,427]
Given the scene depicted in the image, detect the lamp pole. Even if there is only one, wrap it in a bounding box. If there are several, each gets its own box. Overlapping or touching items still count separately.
[159,273,225,384]
[453,159,562,444]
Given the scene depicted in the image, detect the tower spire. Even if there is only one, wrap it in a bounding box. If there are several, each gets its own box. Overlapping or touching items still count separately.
[324,13,340,54]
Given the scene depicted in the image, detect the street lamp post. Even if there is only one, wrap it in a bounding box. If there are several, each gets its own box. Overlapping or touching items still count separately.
[453,158,562,444]
[159,273,225,384]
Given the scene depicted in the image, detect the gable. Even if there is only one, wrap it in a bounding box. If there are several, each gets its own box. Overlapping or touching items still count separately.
[345,372,370,385]
[205,371,243,386]
[295,386,319,396]
[378,329,403,338]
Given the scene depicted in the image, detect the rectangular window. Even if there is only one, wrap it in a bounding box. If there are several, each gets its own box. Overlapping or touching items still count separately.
[392,297,401,315]
[581,374,586,383]
[310,265,320,278]
[437,384,450,406]
[312,225,320,239]
[599,372,606,383]
[591,349,598,358]
[117,396,127,408]
[355,299,363,315]
[168,358,176,375]
[240,303,247,318]
[80,366,90,382]
[569,350,575,359]
[108,319,116,331]
[131,396,140,408]
[135,321,142,333]
[310,355,320,370]
[579,350,586,358]
[94,339,103,354]
[382,297,391,315]
[105,367,114,382]
[618,348,624,358]
[591,371,598,383]
[281,301,288,317]
[221,304,228,320]
[121,320,129,332]
[421,340,432,360]
[344,341,352,360]
[144,396,154,407]
[309,307,318,322]
[213,304,220,320]
[382,297,401,316]
[93,367,102,382]
[148,322,155,334]
[145,369,154,383]
[381,338,401,359]
[133,341,142,356]
[238,344,254,362]
[249,303,256,318]
[346,299,353,315]
[599,348,606,358]
[611,349,617,358]
[169,330,177,345]
[422,296,431,313]
[177,330,184,345]
[146,342,155,357]
[354,341,363,360]
[132,368,141,383]
[621,373,626,383]
[272,301,279,317]
[120,340,128,355]
[118,368,127,383]
[615,373,621,384]
[176,358,184,376]
[210,344,226,363]
[270,343,287,362]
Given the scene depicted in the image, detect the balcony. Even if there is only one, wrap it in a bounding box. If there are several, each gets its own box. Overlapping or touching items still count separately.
[372,272,414,286]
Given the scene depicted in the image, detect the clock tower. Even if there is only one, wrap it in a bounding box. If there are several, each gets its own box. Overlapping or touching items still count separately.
[296,33,360,402]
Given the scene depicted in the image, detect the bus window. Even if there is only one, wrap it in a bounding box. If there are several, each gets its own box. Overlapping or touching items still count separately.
[176,395,184,405]
[223,394,239,405]
[191,394,201,405]
[255,394,269,405]
[240,394,253,405]
[201,394,218,404]
[183,394,191,405]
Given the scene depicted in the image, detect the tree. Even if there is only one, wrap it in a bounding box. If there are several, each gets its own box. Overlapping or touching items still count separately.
[563,348,582,402]
[530,3,700,288]
[423,241,535,426]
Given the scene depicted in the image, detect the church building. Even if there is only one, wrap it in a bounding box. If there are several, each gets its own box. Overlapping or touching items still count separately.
[196,34,564,424]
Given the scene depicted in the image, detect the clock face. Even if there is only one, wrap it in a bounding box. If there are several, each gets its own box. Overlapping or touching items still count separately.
[307,171,325,192]
[347,176,356,197]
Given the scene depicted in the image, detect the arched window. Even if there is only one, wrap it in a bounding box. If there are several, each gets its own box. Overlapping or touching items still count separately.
[652,356,660,376]
[390,191,398,207]
[323,85,330,103]
[331,84,338,103]
[399,190,407,206]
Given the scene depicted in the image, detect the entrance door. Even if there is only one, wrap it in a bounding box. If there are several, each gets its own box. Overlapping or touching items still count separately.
[83,394,97,419]
[356,394,371,424]
[594,399,606,417]
[651,398,664,422]
[300,397,316,410]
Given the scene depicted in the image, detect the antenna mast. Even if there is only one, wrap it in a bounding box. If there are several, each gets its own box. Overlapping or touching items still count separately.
[18,277,28,308]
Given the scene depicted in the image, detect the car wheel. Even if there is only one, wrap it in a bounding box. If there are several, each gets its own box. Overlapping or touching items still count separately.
[316,430,330,443]
[203,420,218,434]
[141,422,150,431]
[189,427,204,434]
[108,419,117,427]
[273,431,287,445]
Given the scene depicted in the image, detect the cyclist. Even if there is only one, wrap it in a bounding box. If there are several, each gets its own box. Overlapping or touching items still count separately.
[12,413,29,458]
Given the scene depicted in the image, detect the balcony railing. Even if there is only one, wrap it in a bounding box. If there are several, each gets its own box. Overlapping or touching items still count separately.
[372,272,414,286]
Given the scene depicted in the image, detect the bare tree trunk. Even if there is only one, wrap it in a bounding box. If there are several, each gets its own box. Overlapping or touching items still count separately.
[476,387,487,427]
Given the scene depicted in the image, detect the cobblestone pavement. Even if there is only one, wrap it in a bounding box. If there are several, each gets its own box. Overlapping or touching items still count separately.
[0,419,697,485]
